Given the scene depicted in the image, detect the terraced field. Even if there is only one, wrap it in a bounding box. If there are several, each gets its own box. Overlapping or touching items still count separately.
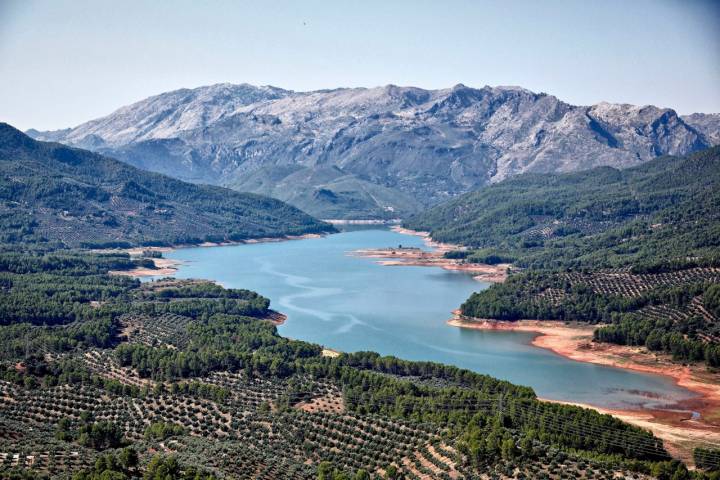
[0,376,659,479]
[564,268,720,299]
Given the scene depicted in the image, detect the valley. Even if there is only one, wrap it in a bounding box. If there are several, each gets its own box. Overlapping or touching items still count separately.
[0,244,681,480]
[162,228,693,412]
[159,227,718,463]
[2,122,719,479]
[3,2,720,478]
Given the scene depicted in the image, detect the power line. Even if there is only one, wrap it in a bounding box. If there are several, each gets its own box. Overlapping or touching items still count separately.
[278,390,668,458]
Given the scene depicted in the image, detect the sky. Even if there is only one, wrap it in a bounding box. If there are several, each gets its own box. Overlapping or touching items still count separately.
[1,0,719,131]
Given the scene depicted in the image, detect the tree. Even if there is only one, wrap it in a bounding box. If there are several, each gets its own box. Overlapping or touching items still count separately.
[384,464,399,480]
[318,462,334,480]
[56,417,73,441]
[77,421,124,450]
[501,437,517,460]
[354,469,370,480]
[118,447,138,470]
[144,455,179,480]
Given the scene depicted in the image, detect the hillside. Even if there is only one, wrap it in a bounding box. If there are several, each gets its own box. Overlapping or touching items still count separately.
[406,146,720,270]
[231,165,419,220]
[0,123,334,248]
[28,83,720,220]
[407,147,720,370]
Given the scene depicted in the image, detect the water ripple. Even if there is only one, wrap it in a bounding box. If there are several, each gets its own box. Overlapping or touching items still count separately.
[254,256,376,334]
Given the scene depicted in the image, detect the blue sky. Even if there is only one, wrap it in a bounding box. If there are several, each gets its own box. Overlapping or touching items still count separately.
[1,0,719,130]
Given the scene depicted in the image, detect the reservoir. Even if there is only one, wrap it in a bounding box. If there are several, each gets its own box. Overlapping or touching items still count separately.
[164,228,695,411]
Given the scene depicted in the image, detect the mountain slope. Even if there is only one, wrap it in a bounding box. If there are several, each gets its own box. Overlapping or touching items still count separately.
[0,123,334,247]
[405,146,720,269]
[407,147,720,371]
[229,164,419,219]
[683,112,720,145]
[29,83,720,219]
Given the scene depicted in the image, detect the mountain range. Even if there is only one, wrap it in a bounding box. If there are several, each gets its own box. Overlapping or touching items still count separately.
[28,83,720,219]
[0,123,333,248]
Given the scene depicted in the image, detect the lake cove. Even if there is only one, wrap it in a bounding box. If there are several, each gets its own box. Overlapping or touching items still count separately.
[164,228,696,411]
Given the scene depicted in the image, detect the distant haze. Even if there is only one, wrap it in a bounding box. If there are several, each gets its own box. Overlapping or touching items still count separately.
[1,0,719,131]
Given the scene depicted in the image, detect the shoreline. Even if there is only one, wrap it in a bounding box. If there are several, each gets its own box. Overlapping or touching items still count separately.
[262,309,288,326]
[351,226,510,283]
[540,397,720,464]
[323,218,402,225]
[110,225,720,460]
[398,225,720,458]
[389,225,462,252]
[108,233,326,278]
[448,314,720,461]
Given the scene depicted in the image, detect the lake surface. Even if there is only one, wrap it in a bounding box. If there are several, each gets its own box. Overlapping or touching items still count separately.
[163,228,695,411]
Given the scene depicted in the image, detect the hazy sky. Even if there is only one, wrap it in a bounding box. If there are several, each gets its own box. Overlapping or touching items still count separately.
[1,0,719,131]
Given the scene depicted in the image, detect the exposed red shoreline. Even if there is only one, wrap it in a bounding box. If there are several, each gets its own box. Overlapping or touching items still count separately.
[351,226,510,283]
[395,223,720,460]
[262,310,287,326]
[448,313,720,462]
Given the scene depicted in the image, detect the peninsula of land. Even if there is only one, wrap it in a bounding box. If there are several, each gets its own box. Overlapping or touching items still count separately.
[352,226,510,283]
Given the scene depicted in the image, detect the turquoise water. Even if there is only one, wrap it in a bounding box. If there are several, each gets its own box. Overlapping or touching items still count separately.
[164,228,695,411]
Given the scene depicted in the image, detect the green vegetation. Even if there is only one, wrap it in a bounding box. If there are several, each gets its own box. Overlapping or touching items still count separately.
[1,129,717,477]
[459,271,720,365]
[410,147,720,367]
[143,422,185,441]
[0,123,335,248]
[142,455,216,480]
[54,417,125,450]
[0,247,698,479]
[70,451,216,480]
[407,147,720,270]
[694,447,720,474]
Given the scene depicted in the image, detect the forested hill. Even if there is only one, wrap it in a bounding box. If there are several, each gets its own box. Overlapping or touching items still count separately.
[410,146,720,369]
[0,123,334,248]
[405,146,720,270]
